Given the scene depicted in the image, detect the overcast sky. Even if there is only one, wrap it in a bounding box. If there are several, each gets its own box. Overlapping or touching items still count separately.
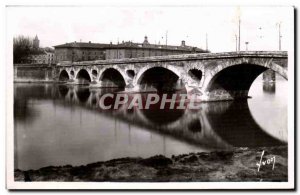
[7,6,293,52]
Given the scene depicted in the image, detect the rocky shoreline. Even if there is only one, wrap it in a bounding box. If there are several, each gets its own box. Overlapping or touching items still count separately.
[15,146,287,182]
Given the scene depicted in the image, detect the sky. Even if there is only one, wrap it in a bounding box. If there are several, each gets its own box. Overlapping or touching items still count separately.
[6,6,293,52]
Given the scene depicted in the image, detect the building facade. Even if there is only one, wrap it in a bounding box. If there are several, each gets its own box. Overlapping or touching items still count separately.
[54,42,108,63]
[105,38,205,60]
[21,50,55,65]
[54,36,208,63]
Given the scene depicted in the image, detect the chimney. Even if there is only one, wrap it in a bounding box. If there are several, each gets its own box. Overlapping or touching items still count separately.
[181,40,186,47]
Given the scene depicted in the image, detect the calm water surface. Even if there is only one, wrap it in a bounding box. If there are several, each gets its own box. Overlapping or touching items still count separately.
[14,74,288,170]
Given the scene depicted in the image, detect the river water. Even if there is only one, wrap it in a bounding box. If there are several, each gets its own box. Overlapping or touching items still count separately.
[14,74,288,171]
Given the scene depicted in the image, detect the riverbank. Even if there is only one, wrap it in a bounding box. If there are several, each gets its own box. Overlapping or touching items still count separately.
[14,80,54,83]
[14,146,287,182]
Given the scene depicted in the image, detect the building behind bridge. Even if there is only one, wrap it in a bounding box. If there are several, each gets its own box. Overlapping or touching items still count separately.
[24,49,55,65]
[53,36,209,63]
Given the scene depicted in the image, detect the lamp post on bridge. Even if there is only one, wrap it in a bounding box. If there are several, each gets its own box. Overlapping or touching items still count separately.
[245,42,249,51]
[235,34,238,52]
[238,19,241,51]
[263,23,281,84]
[258,27,263,50]
[277,22,282,51]
[263,22,283,83]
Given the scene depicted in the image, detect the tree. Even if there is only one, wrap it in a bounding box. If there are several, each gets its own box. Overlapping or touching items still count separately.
[13,35,34,63]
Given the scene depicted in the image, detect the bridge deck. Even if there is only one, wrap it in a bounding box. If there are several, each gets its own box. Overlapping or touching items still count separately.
[57,51,288,67]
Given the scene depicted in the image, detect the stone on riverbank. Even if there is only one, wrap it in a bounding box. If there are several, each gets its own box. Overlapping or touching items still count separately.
[14,146,287,182]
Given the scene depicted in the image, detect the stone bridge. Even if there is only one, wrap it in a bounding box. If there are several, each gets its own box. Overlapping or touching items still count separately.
[55,51,288,101]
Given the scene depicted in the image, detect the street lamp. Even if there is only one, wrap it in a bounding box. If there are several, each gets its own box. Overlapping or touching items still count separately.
[258,27,263,51]
[245,42,249,51]
[259,27,262,37]
[235,34,238,51]
[276,22,282,51]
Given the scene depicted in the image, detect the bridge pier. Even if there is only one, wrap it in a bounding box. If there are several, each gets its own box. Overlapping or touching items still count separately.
[205,90,249,101]
[263,69,276,83]
[124,83,139,93]
[123,84,135,92]
[69,79,81,85]
[185,85,207,102]
[185,86,249,102]
[89,81,103,88]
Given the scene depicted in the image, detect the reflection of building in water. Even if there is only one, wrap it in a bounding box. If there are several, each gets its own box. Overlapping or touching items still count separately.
[263,82,276,93]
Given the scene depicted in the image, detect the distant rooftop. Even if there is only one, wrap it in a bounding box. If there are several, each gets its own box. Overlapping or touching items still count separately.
[54,36,208,52]
[54,42,111,49]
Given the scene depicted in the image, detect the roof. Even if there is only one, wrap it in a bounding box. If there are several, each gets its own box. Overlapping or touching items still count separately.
[110,42,206,52]
[54,42,111,49]
[54,41,208,52]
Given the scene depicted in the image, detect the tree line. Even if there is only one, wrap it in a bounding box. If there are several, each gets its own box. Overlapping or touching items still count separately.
[13,35,41,64]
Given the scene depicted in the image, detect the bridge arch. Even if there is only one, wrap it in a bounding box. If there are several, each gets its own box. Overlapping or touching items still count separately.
[58,69,70,81]
[202,59,287,99]
[99,67,126,88]
[76,69,92,84]
[134,65,184,92]
[135,65,181,84]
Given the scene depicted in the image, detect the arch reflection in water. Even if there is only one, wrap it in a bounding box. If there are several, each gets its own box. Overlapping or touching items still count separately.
[187,119,202,133]
[14,84,286,170]
[204,101,284,147]
[58,85,69,98]
[57,86,286,148]
[76,88,91,103]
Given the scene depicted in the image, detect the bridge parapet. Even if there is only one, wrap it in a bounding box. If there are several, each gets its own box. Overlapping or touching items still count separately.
[57,51,288,66]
